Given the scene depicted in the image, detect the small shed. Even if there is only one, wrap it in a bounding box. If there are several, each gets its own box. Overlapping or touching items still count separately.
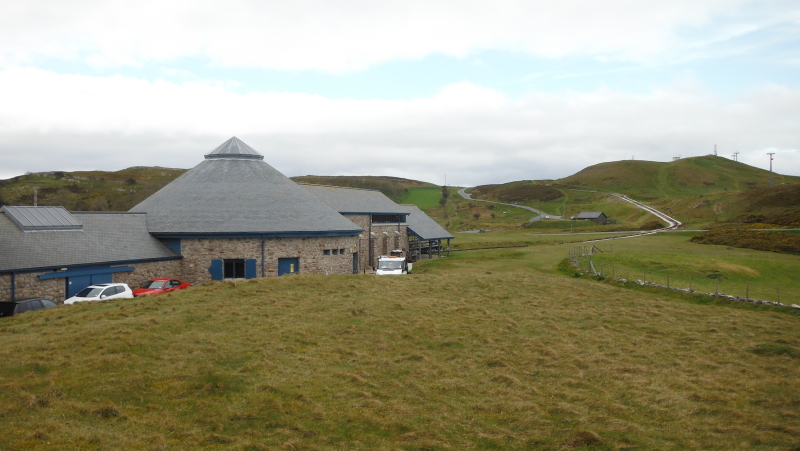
[574,211,609,224]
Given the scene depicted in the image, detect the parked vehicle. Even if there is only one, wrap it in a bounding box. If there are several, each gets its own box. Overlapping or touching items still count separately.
[133,278,191,297]
[64,283,133,305]
[376,254,412,275]
[0,297,58,317]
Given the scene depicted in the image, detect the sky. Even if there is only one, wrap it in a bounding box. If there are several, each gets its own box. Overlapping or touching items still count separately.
[0,1,798,186]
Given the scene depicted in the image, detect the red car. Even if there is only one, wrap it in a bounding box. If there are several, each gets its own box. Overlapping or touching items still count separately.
[133,279,190,297]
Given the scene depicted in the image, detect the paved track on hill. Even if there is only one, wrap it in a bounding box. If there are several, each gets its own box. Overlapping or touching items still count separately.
[458,188,681,242]
[457,188,563,221]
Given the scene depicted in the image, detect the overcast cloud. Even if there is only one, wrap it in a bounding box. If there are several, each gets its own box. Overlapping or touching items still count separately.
[0,1,798,185]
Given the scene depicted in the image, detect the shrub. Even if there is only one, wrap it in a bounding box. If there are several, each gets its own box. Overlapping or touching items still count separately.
[640,220,665,230]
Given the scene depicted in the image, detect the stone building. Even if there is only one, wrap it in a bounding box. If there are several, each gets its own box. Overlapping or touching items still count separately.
[303,185,409,270]
[129,137,363,283]
[0,137,454,300]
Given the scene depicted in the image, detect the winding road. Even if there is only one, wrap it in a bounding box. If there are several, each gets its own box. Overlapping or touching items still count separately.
[458,188,563,221]
[458,187,681,242]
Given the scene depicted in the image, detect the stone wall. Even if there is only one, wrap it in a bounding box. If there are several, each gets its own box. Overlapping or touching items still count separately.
[0,272,67,302]
[343,215,409,270]
[179,235,359,284]
[0,259,181,302]
[370,223,409,267]
[0,275,9,301]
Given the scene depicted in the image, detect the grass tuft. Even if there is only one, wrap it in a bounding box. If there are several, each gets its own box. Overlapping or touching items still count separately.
[561,430,604,449]
[94,404,120,418]
[749,343,800,358]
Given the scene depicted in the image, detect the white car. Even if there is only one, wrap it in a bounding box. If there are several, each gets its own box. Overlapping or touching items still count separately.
[64,283,134,305]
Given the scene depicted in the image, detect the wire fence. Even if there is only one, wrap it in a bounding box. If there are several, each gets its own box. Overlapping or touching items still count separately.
[569,244,798,308]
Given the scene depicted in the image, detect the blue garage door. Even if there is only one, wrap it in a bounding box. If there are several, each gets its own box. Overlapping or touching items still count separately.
[278,258,299,276]
[66,273,112,298]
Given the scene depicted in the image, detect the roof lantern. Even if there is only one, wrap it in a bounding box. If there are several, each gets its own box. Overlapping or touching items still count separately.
[1,206,83,232]
[204,136,264,160]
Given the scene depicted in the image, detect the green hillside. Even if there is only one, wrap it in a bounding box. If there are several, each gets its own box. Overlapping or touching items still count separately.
[291,176,437,202]
[0,168,187,211]
[468,156,800,229]
[559,155,798,197]
[0,171,437,211]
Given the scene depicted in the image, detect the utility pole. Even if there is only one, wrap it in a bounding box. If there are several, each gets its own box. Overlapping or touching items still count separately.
[732,152,739,162]
[768,153,775,187]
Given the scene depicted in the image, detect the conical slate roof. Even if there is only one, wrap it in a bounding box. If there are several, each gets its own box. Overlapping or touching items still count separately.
[205,137,264,160]
[130,138,362,235]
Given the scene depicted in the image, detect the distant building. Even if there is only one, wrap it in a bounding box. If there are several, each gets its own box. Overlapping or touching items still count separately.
[574,211,609,224]
[0,137,454,301]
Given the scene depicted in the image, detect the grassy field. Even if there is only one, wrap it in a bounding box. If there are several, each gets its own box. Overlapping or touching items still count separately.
[574,232,800,304]
[395,187,443,210]
[2,235,799,449]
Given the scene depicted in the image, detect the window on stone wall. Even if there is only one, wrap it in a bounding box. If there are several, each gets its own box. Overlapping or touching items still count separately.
[332,249,339,255]
[339,248,345,254]
[324,249,331,255]
[223,259,245,279]
[372,214,402,224]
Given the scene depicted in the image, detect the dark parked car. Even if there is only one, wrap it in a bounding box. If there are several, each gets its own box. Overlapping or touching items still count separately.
[0,297,58,317]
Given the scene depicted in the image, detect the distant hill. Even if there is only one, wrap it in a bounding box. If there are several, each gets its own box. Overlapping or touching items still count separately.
[0,167,187,212]
[0,170,437,211]
[291,175,437,202]
[469,156,800,228]
[558,155,799,197]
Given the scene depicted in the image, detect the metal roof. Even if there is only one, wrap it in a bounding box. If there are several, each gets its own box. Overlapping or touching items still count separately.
[205,136,264,160]
[398,205,454,241]
[0,212,179,272]
[303,185,408,215]
[576,211,607,219]
[0,206,83,232]
[130,138,362,235]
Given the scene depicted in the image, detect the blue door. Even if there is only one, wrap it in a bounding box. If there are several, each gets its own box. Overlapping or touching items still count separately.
[66,273,112,298]
[278,258,299,276]
[67,275,91,298]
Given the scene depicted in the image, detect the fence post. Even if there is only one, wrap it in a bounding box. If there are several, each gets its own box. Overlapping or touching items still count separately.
[643,268,647,283]
[689,276,693,293]
[715,280,719,297]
